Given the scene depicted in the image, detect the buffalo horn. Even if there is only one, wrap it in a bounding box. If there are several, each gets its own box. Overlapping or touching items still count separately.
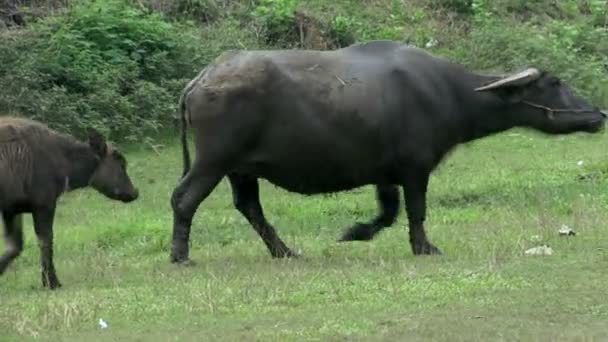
[474,68,542,92]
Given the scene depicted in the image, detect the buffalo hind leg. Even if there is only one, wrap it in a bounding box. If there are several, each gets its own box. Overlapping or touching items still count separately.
[228,174,295,258]
[0,212,24,275]
[32,206,62,289]
[338,185,400,242]
[171,166,223,264]
[402,169,441,255]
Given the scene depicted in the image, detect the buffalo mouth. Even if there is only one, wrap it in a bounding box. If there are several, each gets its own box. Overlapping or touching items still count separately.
[112,189,139,203]
[121,192,139,203]
[584,117,606,133]
[119,196,138,203]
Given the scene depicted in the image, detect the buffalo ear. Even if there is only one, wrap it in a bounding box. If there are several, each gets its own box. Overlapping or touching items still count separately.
[491,86,527,104]
[87,128,107,157]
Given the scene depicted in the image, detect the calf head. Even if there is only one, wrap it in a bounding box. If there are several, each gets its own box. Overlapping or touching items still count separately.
[87,129,139,203]
[475,68,606,134]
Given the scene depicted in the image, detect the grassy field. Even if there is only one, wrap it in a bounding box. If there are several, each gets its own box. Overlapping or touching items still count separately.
[2,128,608,341]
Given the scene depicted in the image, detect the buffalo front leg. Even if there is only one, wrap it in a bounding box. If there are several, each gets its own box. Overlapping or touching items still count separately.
[402,169,441,255]
[32,206,62,289]
[0,213,24,275]
[170,168,223,264]
[338,184,400,242]
[228,174,296,258]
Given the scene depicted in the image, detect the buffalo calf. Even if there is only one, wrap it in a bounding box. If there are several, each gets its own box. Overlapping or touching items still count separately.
[0,117,139,289]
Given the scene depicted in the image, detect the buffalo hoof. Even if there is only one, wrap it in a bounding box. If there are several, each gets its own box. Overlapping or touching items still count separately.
[42,274,62,290]
[338,223,375,242]
[412,242,442,256]
[271,248,299,258]
[171,257,196,266]
[170,245,190,265]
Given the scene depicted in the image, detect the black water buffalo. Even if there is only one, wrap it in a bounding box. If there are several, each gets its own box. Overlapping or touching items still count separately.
[0,117,139,289]
[170,40,606,263]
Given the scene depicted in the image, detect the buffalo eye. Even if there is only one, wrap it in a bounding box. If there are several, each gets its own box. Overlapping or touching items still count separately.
[550,77,561,87]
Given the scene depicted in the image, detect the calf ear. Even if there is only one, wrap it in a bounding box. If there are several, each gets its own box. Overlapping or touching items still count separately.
[87,128,107,157]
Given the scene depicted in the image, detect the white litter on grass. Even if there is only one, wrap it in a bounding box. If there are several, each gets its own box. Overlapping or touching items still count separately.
[530,235,542,242]
[558,225,576,236]
[99,318,108,329]
[425,38,438,48]
[577,160,584,166]
[525,245,553,256]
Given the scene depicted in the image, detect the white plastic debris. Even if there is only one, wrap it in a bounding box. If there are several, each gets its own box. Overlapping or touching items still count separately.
[558,225,576,236]
[525,245,553,256]
[577,160,584,166]
[99,318,108,329]
[530,235,542,242]
[425,38,438,48]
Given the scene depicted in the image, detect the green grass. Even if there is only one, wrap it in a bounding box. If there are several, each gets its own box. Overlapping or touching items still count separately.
[2,128,608,341]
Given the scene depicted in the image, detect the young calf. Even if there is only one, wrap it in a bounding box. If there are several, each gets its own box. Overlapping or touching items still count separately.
[0,116,139,289]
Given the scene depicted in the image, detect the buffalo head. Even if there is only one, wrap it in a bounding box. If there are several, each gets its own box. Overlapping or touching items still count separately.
[87,129,139,203]
[475,68,606,134]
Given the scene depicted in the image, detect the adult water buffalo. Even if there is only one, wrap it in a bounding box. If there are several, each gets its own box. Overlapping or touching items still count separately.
[0,117,139,289]
[170,40,606,264]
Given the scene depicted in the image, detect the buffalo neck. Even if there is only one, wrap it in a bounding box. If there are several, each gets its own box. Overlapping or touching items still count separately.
[63,141,100,191]
[454,72,522,143]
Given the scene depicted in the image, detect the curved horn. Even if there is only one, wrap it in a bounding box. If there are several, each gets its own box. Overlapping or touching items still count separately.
[474,68,542,92]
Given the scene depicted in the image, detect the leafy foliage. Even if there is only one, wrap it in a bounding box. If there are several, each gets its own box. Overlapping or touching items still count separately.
[253,0,299,45]
[329,15,357,47]
[0,0,203,142]
[449,0,608,108]
[428,0,473,15]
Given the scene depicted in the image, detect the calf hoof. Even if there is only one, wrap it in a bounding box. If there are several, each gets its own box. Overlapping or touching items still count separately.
[338,223,375,242]
[412,242,442,256]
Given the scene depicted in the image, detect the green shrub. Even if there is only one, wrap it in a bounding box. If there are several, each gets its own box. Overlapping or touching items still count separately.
[428,0,473,15]
[589,0,608,26]
[446,16,608,109]
[0,0,204,142]
[128,0,226,23]
[329,15,357,47]
[253,0,299,45]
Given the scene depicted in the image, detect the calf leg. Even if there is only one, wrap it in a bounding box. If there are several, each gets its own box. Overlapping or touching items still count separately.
[228,174,295,258]
[32,206,61,289]
[170,165,223,264]
[338,185,400,242]
[0,213,24,275]
[402,169,441,255]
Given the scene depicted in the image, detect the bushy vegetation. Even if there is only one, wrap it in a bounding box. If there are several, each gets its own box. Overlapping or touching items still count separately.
[0,0,606,142]
[0,0,209,142]
[450,0,608,104]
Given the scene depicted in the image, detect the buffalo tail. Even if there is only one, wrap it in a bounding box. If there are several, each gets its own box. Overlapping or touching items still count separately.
[177,90,191,178]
